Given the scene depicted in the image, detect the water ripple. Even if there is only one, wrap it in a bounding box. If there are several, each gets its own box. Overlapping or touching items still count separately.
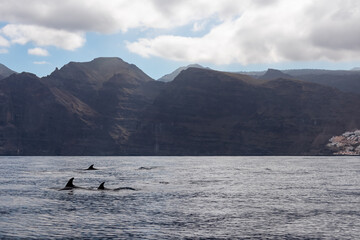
[0,156,359,239]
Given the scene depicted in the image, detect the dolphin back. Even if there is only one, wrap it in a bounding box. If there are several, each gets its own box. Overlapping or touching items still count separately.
[98,182,106,190]
[86,164,97,170]
[65,177,75,188]
[114,187,136,191]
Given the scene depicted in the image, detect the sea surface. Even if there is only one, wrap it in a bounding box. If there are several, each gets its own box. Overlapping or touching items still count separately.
[0,156,359,239]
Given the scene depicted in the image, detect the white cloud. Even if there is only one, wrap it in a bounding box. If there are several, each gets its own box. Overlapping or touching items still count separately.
[0,0,247,33]
[128,0,360,65]
[0,35,10,47]
[28,47,49,56]
[0,0,359,64]
[1,24,85,51]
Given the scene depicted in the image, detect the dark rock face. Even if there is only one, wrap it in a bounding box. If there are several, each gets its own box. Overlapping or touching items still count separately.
[0,72,117,155]
[130,69,360,155]
[0,58,163,155]
[1,59,360,155]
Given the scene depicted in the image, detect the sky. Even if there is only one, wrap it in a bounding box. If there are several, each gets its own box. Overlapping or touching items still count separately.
[0,0,360,79]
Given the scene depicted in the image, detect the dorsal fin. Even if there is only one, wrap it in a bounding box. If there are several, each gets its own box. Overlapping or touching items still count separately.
[98,182,105,190]
[87,164,95,170]
[65,177,75,188]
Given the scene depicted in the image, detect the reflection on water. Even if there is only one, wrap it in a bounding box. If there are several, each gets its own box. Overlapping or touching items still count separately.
[0,156,359,239]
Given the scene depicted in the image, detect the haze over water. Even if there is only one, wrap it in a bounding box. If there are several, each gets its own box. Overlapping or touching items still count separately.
[0,156,359,239]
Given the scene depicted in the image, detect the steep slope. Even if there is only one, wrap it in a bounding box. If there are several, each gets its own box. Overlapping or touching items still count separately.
[46,57,153,107]
[2,59,360,155]
[0,72,116,155]
[0,63,16,80]
[0,58,161,155]
[96,71,164,152]
[129,68,360,155]
[46,57,163,154]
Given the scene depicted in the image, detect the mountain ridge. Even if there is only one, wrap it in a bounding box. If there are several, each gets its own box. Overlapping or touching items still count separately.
[129,68,360,155]
[0,63,16,80]
[1,58,360,155]
[259,68,294,80]
[158,64,207,82]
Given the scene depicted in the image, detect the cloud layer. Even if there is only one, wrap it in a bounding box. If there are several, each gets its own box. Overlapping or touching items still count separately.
[1,24,85,50]
[0,0,247,32]
[128,0,360,65]
[28,47,49,56]
[0,0,359,65]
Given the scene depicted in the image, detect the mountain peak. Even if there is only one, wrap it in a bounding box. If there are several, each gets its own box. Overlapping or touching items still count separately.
[49,57,152,85]
[0,63,17,80]
[158,63,207,82]
[259,68,293,80]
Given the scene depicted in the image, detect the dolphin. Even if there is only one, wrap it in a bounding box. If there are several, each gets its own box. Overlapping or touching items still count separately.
[59,177,83,190]
[138,166,156,170]
[86,164,98,170]
[97,182,136,191]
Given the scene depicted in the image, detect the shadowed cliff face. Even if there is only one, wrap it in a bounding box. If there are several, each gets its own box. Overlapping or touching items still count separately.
[129,68,360,155]
[45,57,153,109]
[1,59,360,155]
[0,58,162,155]
[0,72,117,155]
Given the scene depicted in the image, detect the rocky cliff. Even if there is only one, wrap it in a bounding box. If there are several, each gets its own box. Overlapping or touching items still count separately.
[129,68,360,155]
[1,58,360,155]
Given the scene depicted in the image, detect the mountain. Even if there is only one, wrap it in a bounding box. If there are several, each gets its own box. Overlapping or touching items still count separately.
[129,68,360,155]
[0,72,115,155]
[0,63,16,80]
[49,57,152,85]
[283,69,351,76]
[238,68,360,95]
[44,57,164,155]
[1,58,360,155]
[0,57,163,155]
[281,70,360,95]
[158,64,206,82]
[45,57,154,110]
[351,67,360,71]
[259,68,293,80]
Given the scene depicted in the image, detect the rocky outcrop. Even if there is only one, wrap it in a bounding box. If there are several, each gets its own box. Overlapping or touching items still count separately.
[327,130,360,155]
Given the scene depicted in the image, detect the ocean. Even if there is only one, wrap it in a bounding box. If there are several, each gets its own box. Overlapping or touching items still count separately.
[0,156,359,239]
